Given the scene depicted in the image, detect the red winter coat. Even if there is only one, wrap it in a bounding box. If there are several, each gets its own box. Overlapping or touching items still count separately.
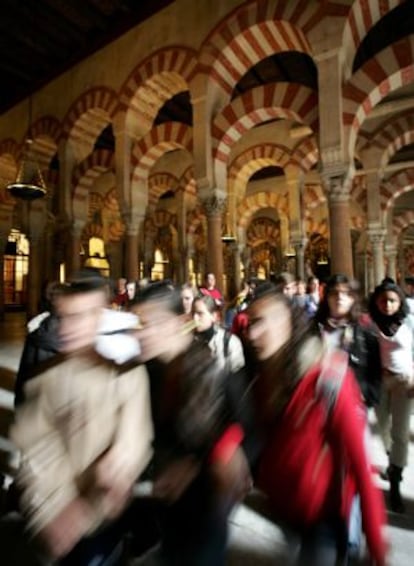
[256,364,387,565]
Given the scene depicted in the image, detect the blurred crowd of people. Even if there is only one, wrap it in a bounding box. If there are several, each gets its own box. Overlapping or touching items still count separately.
[4,266,414,566]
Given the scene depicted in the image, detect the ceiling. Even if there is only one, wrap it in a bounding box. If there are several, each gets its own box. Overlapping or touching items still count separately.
[0,0,175,114]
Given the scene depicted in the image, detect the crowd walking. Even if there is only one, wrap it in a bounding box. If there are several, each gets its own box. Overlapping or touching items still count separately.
[2,268,414,565]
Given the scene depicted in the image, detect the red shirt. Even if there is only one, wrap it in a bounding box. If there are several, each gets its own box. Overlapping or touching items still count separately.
[256,364,387,565]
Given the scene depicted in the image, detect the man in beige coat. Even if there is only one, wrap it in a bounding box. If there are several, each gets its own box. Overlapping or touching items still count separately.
[10,275,153,564]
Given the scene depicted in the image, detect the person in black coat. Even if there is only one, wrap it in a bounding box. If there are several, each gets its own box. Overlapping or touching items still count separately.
[313,273,382,408]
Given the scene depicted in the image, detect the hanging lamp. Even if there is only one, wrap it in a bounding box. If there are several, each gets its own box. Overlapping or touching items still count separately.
[6,97,47,200]
[221,209,236,244]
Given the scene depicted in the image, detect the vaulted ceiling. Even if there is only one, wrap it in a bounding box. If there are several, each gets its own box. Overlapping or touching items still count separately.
[0,0,174,114]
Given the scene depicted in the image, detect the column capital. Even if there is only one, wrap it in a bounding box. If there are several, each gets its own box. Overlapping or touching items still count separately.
[384,243,397,255]
[199,188,227,217]
[122,211,145,236]
[291,236,308,250]
[367,227,387,246]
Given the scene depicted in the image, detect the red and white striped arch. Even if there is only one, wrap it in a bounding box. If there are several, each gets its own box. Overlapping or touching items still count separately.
[343,36,414,160]
[229,142,291,198]
[213,83,318,188]
[382,168,414,211]
[290,136,319,172]
[187,207,205,236]
[302,183,326,211]
[393,210,414,237]
[380,130,414,172]
[200,0,343,96]
[118,47,197,138]
[305,218,328,239]
[229,143,291,181]
[177,166,197,196]
[204,20,313,97]
[152,209,177,229]
[72,149,115,219]
[342,0,404,78]
[131,122,192,186]
[29,116,62,171]
[237,191,288,229]
[148,172,179,207]
[357,109,414,154]
[63,87,118,163]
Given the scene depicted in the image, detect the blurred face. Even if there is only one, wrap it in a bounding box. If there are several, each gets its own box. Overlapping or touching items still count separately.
[206,273,216,289]
[126,282,136,300]
[117,278,127,293]
[181,289,194,315]
[248,296,292,361]
[406,283,414,297]
[297,281,306,295]
[283,281,297,298]
[193,299,216,332]
[55,290,106,353]
[327,284,354,319]
[376,290,401,316]
[135,300,185,362]
[309,279,319,293]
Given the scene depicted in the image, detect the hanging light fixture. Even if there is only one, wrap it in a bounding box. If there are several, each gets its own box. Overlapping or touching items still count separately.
[221,208,236,244]
[6,96,47,200]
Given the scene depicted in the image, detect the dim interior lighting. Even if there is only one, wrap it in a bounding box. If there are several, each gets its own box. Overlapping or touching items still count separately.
[7,139,47,200]
[6,94,47,201]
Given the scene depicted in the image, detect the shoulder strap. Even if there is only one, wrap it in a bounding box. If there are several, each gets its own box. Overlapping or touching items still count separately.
[316,349,349,418]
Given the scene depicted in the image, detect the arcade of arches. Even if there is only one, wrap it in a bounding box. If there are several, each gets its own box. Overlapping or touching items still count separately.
[1,0,414,318]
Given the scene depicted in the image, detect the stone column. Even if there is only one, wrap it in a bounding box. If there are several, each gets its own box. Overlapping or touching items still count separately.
[385,244,397,283]
[354,251,367,297]
[326,176,354,277]
[367,256,375,294]
[123,213,144,282]
[69,220,84,277]
[0,232,7,321]
[27,234,41,319]
[292,236,307,280]
[176,188,187,285]
[367,227,386,286]
[200,189,226,292]
[285,167,306,279]
[125,231,139,281]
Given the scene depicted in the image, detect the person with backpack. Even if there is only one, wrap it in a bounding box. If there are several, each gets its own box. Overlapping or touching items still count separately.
[314,274,382,409]
[246,283,388,566]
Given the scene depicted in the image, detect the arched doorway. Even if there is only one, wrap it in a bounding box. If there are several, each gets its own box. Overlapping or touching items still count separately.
[3,229,29,309]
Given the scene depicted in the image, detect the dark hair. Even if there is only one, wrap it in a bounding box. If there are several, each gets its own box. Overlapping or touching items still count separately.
[368,278,408,327]
[56,269,109,296]
[134,280,184,315]
[314,274,361,324]
[248,282,320,385]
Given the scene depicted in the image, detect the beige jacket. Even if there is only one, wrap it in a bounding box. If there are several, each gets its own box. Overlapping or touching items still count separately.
[10,349,153,535]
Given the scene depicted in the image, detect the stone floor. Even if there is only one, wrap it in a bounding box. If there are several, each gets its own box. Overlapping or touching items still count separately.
[1,311,414,565]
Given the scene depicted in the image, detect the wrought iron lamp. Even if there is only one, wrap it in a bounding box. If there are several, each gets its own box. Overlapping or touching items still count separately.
[6,98,47,200]
[221,210,236,244]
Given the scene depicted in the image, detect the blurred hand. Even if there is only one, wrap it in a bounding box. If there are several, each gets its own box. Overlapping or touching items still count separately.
[93,445,136,518]
[153,457,200,503]
[37,498,92,559]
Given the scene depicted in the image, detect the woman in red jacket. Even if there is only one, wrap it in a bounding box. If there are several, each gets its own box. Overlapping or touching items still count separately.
[246,283,388,566]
